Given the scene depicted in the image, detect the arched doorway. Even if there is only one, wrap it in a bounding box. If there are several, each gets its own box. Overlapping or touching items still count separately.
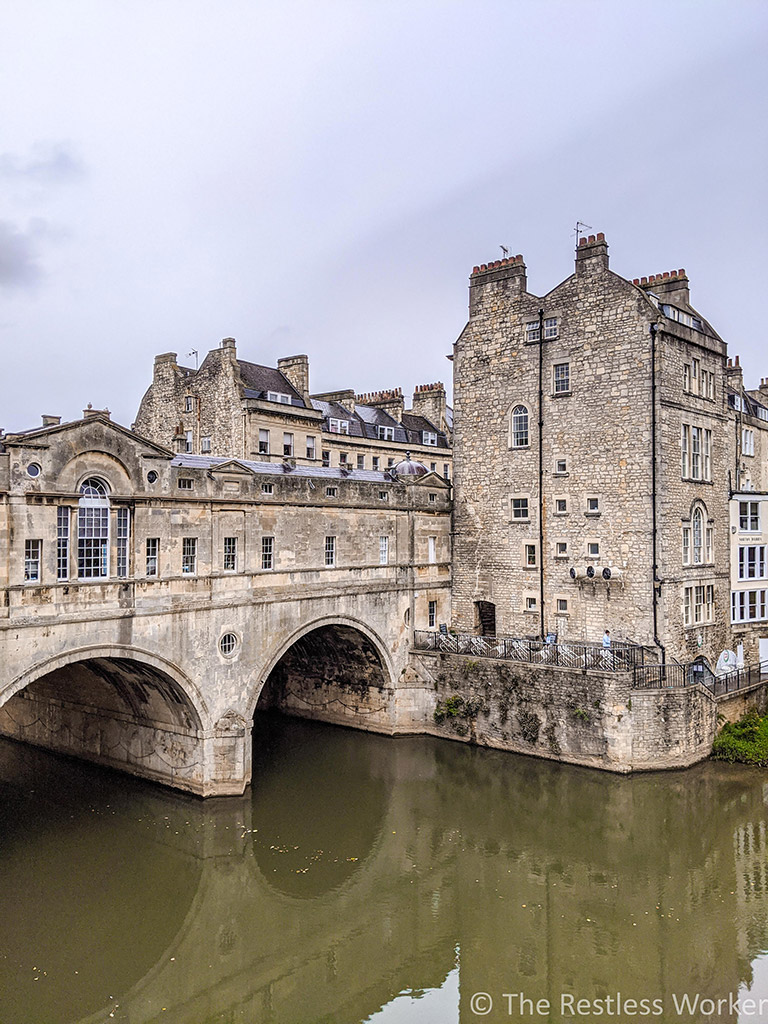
[0,651,208,793]
[255,622,394,732]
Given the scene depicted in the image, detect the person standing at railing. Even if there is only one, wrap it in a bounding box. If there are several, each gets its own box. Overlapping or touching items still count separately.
[602,629,615,670]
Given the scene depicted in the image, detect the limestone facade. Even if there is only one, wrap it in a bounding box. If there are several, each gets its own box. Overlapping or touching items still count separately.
[0,413,451,793]
[133,338,452,477]
[451,234,734,668]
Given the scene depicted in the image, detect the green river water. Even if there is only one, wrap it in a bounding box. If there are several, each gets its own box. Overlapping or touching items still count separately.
[2,714,768,1024]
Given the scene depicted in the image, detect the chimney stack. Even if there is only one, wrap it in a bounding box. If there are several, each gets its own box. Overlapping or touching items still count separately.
[41,415,61,427]
[575,233,609,275]
[469,254,527,316]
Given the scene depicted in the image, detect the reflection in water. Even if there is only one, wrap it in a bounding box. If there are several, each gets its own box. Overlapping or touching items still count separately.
[1,715,768,1023]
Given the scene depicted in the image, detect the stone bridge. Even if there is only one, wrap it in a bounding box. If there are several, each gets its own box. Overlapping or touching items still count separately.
[0,415,451,795]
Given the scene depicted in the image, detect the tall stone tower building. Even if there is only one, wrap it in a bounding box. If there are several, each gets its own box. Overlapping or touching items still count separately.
[451,234,730,667]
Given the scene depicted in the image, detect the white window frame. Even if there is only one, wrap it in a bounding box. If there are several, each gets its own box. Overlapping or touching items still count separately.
[524,543,537,567]
[428,599,437,628]
[587,541,600,558]
[511,497,529,520]
[116,507,130,578]
[377,425,395,441]
[185,430,193,453]
[258,429,270,455]
[325,536,336,567]
[283,432,294,457]
[146,537,159,577]
[510,405,529,449]
[739,501,760,532]
[306,435,316,460]
[379,536,389,565]
[24,539,42,582]
[553,362,570,394]
[525,321,540,343]
[262,536,274,571]
[223,536,237,572]
[543,317,558,340]
[57,506,70,580]
[739,545,767,581]
[329,418,349,434]
[428,536,437,564]
[267,391,292,405]
[181,537,197,575]
[732,589,768,623]
[78,478,110,580]
[423,431,438,446]
[201,435,212,454]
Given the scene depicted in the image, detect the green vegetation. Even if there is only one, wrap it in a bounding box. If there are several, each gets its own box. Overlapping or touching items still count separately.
[713,710,768,766]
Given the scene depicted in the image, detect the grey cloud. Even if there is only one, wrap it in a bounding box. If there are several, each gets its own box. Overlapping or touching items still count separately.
[0,143,85,184]
[0,221,45,289]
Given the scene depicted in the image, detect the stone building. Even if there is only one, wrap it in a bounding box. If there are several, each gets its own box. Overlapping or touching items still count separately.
[0,411,451,794]
[133,338,452,477]
[451,233,732,668]
[726,361,768,664]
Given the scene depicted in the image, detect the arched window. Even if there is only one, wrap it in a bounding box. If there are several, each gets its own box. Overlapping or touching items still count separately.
[686,503,712,565]
[692,506,704,564]
[510,405,529,448]
[78,478,110,579]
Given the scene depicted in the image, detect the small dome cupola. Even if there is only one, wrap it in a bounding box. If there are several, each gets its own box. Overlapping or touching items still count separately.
[392,451,428,478]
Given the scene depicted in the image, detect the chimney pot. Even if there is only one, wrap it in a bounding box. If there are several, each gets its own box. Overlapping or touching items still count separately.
[596,232,605,241]
[579,237,587,247]
[588,234,596,243]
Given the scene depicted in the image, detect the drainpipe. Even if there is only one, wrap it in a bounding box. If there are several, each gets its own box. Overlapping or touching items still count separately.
[538,307,546,640]
[649,323,666,664]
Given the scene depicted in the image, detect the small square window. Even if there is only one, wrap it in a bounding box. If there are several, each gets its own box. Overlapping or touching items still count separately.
[557,598,568,613]
[525,321,540,343]
[429,493,437,503]
[556,541,568,556]
[178,477,194,490]
[379,490,388,501]
[543,317,558,339]
[588,542,600,557]
[326,486,338,497]
[555,458,567,474]
[262,483,273,495]
[555,498,567,514]
[587,497,600,513]
[512,497,529,520]
[525,596,537,611]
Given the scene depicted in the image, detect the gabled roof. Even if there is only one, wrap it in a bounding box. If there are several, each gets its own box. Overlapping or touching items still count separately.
[1,415,174,458]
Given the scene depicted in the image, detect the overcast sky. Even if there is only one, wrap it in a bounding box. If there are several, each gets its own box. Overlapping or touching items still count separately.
[1,0,766,432]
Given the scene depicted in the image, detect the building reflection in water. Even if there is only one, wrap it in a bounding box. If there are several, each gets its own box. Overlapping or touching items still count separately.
[1,716,768,1024]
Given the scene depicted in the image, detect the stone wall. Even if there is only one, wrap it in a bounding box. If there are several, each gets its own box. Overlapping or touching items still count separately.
[407,650,723,772]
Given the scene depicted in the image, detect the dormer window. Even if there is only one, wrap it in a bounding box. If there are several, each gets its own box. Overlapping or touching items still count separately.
[329,418,349,434]
[378,425,395,441]
[267,391,292,405]
[423,431,438,446]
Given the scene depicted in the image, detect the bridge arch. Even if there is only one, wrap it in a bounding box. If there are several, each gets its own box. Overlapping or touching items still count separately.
[248,616,396,732]
[0,645,213,794]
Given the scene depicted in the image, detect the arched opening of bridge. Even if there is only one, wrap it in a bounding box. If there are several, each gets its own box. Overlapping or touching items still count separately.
[0,655,208,794]
[256,623,394,732]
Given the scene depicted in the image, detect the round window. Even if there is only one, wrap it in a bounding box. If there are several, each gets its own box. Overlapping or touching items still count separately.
[147,470,158,484]
[220,633,238,657]
[27,463,41,478]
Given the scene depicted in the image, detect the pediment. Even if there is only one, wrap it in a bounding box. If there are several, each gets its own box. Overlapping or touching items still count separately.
[208,459,257,477]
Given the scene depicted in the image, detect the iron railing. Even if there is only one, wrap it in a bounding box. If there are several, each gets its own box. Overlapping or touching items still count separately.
[632,659,768,694]
[413,630,650,672]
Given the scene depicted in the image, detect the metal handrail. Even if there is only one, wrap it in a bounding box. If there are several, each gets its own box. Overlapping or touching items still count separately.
[413,630,649,672]
[632,659,768,693]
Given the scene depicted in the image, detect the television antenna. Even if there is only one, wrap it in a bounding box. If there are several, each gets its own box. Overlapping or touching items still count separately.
[500,245,510,258]
[187,349,199,369]
[573,221,592,247]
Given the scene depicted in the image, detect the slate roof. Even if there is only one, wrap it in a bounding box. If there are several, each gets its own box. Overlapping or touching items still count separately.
[309,400,450,448]
[237,361,306,407]
[171,453,401,483]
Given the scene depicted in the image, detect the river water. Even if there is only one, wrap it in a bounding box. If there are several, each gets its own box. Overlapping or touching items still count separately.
[2,714,768,1024]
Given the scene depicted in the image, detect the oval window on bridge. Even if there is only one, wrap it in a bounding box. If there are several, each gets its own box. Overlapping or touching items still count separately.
[220,633,239,657]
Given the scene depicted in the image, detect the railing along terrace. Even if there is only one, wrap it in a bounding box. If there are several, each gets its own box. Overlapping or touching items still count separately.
[413,631,648,672]
[632,659,768,694]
